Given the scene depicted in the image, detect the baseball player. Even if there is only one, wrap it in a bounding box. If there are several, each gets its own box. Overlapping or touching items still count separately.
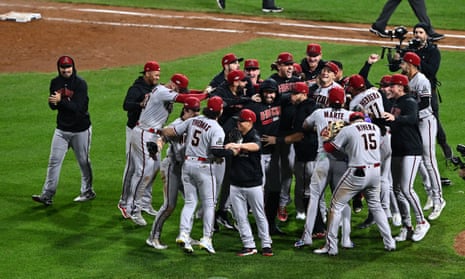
[300,43,327,86]
[146,97,201,250]
[213,70,251,230]
[295,87,353,248]
[125,73,208,226]
[347,74,396,226]
[310,61,342,107]
[225,109,273,257]
[32,55,95,206]
[245,79,282,234]
[313,112,396,256]
[383,74,430,242]
[269,52,300,224]
[161,96,228,254]
[400,52,446,220]
[118,61,159,219]
[279,82,319,220]
[244,58,263,92]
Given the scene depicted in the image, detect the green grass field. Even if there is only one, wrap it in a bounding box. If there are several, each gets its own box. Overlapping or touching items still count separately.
[1,1,465,278]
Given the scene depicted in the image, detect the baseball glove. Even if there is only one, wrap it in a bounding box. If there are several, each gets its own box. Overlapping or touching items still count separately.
[323,120,345,141]
[228,128,243,144]
[146,142,158,160]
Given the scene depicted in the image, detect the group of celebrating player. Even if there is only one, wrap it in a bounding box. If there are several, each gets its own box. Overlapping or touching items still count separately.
[33,22,450,257]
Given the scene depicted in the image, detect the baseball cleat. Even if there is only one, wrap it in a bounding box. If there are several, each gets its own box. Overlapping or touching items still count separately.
[411,221,430,242]
[394,227,412,242]
[261,247,274,257]
[237,247,258,257]
[130,212,147,226]
[117,203,130,219]
[141,205,158,216]
[423,196,433,211]
[199,237,216,254]
[294,239,312,248]
[73,191,96,202]
[176,233,194,253]
[428,200,446,221]
[32,194,52,206]
[384,245,396,252]
[216,214,235,230]
[313,245,337,256]
[296,212,306,220]
[146,238,168,250]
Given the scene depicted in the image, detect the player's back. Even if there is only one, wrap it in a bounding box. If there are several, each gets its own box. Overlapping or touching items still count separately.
[350,87,385,119]
[184,115,225,160]
[338,121,381,167]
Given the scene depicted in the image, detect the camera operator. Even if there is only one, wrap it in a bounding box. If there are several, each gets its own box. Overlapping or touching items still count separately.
[388,22,455,162]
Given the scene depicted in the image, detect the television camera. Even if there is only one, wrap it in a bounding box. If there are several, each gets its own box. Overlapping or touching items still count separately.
[380,26,422,63]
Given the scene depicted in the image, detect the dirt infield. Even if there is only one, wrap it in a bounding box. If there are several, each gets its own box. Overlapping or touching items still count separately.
[1,0,464,73]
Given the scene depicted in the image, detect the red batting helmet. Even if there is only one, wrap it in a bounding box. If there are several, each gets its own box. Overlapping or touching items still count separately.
[328,87,345,105]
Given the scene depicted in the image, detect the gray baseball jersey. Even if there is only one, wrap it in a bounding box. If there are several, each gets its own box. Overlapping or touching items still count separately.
[349,87,385,118]
[312,82,343,107]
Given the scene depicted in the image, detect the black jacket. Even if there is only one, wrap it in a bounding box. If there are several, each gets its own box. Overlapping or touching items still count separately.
[123,77,155,128]
[49,57,91,132]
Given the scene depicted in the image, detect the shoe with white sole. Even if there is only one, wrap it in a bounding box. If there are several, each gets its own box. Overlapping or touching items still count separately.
[423,196,433,211]
[117,203,130,219]
[294,239,312,248]
[313,245,337,256]
[199,237,216,254]
[296,212,306,220]
[428,200,446,221]
[262,6,283,13]
[411,221,430,242]
[391,213,402,227]
[146,238,168,250]
[141,205,158,216]
[130,211,147,226]
[176,232,194,253]
[395,227,412,242]
[73,191,96,202]
[237,247,257,256]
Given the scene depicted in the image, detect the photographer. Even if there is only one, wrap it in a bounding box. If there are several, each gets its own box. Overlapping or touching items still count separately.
[388,22,454,162]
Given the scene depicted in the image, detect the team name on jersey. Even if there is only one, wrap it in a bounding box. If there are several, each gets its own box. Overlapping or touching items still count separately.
[355,123,376,132]
[192,119,212,131]
[278,83,294,93]
[313,95,328,106]
[323,110,345,119]
[359,91,381,107]
[260,107,281,125]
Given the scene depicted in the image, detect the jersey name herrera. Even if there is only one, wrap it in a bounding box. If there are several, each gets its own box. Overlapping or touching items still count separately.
[358,91,381,107]
[192,119,212,131]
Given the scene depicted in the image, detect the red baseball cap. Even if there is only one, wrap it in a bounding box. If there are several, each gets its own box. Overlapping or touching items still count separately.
[276,52,294,65]
[58,56,74,67]
[207,96,224,112]
[183,96,200,110]
[402,52,421,67]
[390,74,409,86]
[292,82,309,94]
[328,87,345,105]
[171,73,189,90]
[324,61,339,75]
[222,53,243,67]
[244,59,260,69]
[237,109,257,123]
[227,70,246,84]
[377,75,392,87]
[293,63,302,74]
[348,74,365,90]
[306,43,322,56]
[350,111,365,122]
[142,61,160,73]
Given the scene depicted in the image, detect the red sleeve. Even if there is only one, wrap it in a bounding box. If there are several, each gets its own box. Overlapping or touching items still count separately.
[175,93,208,103]
[323,141,337,153]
